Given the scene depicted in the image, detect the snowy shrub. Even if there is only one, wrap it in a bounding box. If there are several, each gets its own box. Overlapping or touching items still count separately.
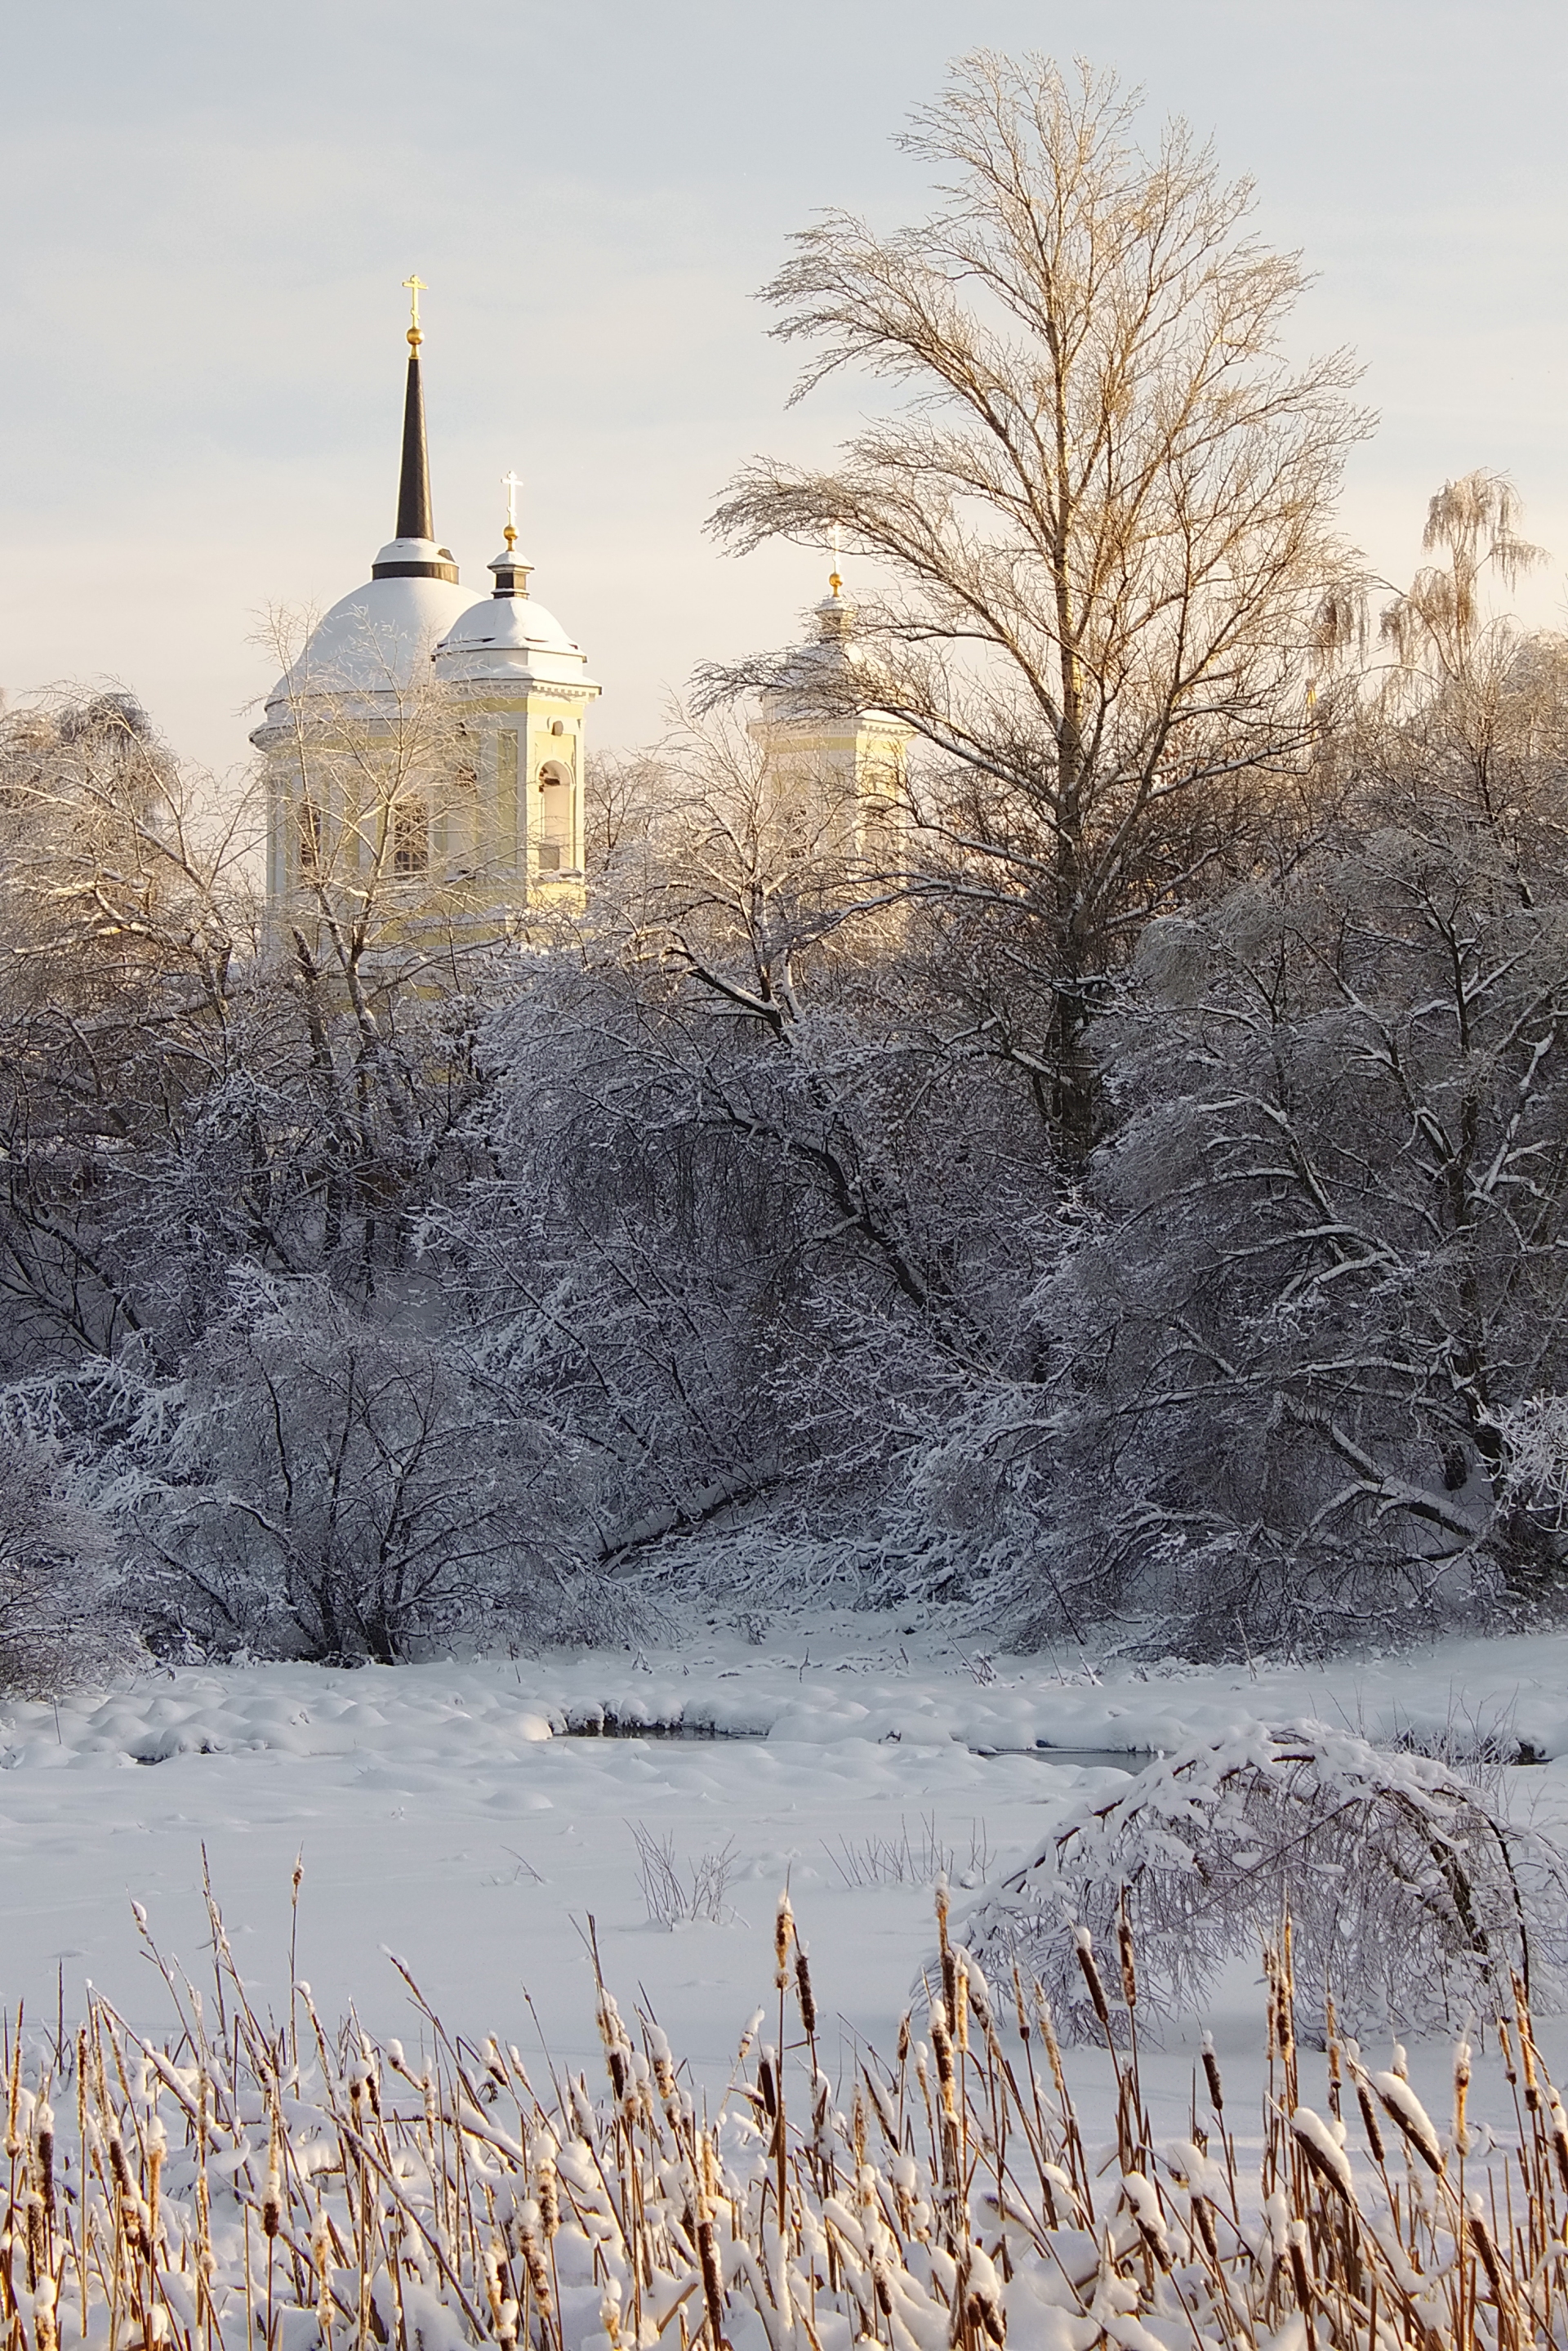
[95,1274,598,1663]
[958,1720,1568,2039]
[0,1418,127,1693]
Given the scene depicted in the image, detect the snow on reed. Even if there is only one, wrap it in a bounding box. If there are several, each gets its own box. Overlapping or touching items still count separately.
[7,1876,1568,2351]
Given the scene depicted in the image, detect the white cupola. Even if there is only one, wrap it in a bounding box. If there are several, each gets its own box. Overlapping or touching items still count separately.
[431,495,599,894]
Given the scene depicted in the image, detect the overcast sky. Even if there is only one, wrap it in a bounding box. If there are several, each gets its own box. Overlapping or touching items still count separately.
[1,0,1565,781]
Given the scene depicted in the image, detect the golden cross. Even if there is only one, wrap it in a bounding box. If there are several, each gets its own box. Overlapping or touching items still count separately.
[402,274,428,340]
[829,521,844,596]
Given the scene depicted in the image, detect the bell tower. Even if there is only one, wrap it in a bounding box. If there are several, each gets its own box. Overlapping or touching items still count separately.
[753,566,915,860]
[430,479,600,911]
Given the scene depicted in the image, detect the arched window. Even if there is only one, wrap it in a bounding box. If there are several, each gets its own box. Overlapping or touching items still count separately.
[392,798,429,877]
[537,762,572,872]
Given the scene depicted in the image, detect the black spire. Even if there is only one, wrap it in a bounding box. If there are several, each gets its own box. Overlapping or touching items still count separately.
[395,346,434,541]
[372,283,459,584]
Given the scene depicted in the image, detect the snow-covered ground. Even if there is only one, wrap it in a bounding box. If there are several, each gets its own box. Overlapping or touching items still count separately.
[2,1613,1565,2125]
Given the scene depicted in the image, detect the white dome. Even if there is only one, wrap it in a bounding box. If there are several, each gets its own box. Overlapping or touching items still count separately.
[258,564,482,725]
[434,557,596,690]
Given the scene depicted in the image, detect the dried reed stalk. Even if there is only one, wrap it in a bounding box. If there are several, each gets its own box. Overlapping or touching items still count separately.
[0,1884,1561,2351]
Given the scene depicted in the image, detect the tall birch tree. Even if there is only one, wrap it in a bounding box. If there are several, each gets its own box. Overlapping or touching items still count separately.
[707,52,1370,1167]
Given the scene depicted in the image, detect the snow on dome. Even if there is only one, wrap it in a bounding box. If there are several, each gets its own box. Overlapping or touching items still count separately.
[259,560,482,721]
[433,551,596,691]
[760,578,894,728]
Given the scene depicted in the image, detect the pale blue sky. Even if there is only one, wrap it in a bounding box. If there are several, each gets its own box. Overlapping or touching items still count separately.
[1,0,1565,779]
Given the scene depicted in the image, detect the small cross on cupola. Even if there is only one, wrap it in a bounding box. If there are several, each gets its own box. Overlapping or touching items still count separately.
[489,471,532,597]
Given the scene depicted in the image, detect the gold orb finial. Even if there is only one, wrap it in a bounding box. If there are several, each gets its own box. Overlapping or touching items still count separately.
[402,273,428,347]
[829,570,843,597]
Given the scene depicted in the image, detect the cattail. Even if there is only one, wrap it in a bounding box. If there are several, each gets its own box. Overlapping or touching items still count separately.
[35,2100,54,2222]
[774,1892,794,1991]
[1287,2215,1312,2314]
[74,2029,87,2186]
[1013,1962,1031,2047]
[964,2246,1006,2346]
[929,2003,956,2115]
[1263,1945,1277,2061]
[1117,1907,1138,2011]
[896,2013,911,2066]
[516,2202,553,2316]
[1512,1974,1539,2108]
[263,2112,283,2240]
[952,1956,970,2056]
[33,2273,56,2351]
[596,1988,630,2103]
[795,1947,817,2040]
[1371,2071,1444,2175]
[531,2133,560,2238]
[697,2209,726,2345]
[310,2203,334,2351]
[146,2112,165,2252]
[1356,2079,1385,2166]
[647,2022,677,2103]
[483,2242,517,2349]
[1036,1992,1069,2109]
[1468,2191,1511,2311]
[1122,2173,1170,2268]
[1290,2108,1353,2202]
[1192,2193,1219,2262]
[758,2050,778,2121]
[1075,1929,1111,2035]
[1201,2031,1224,2116]
[811,2068,830,2152]
[937,1881,958,2025]
[914,2046,933,2131]
[1453,2037,1472,2156]
[1547,2087,1568,2193]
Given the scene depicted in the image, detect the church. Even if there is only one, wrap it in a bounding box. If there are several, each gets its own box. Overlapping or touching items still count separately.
[254,288,913,930]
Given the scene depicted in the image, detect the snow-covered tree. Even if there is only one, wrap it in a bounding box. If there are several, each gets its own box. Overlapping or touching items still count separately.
[706,52,1370,1167]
